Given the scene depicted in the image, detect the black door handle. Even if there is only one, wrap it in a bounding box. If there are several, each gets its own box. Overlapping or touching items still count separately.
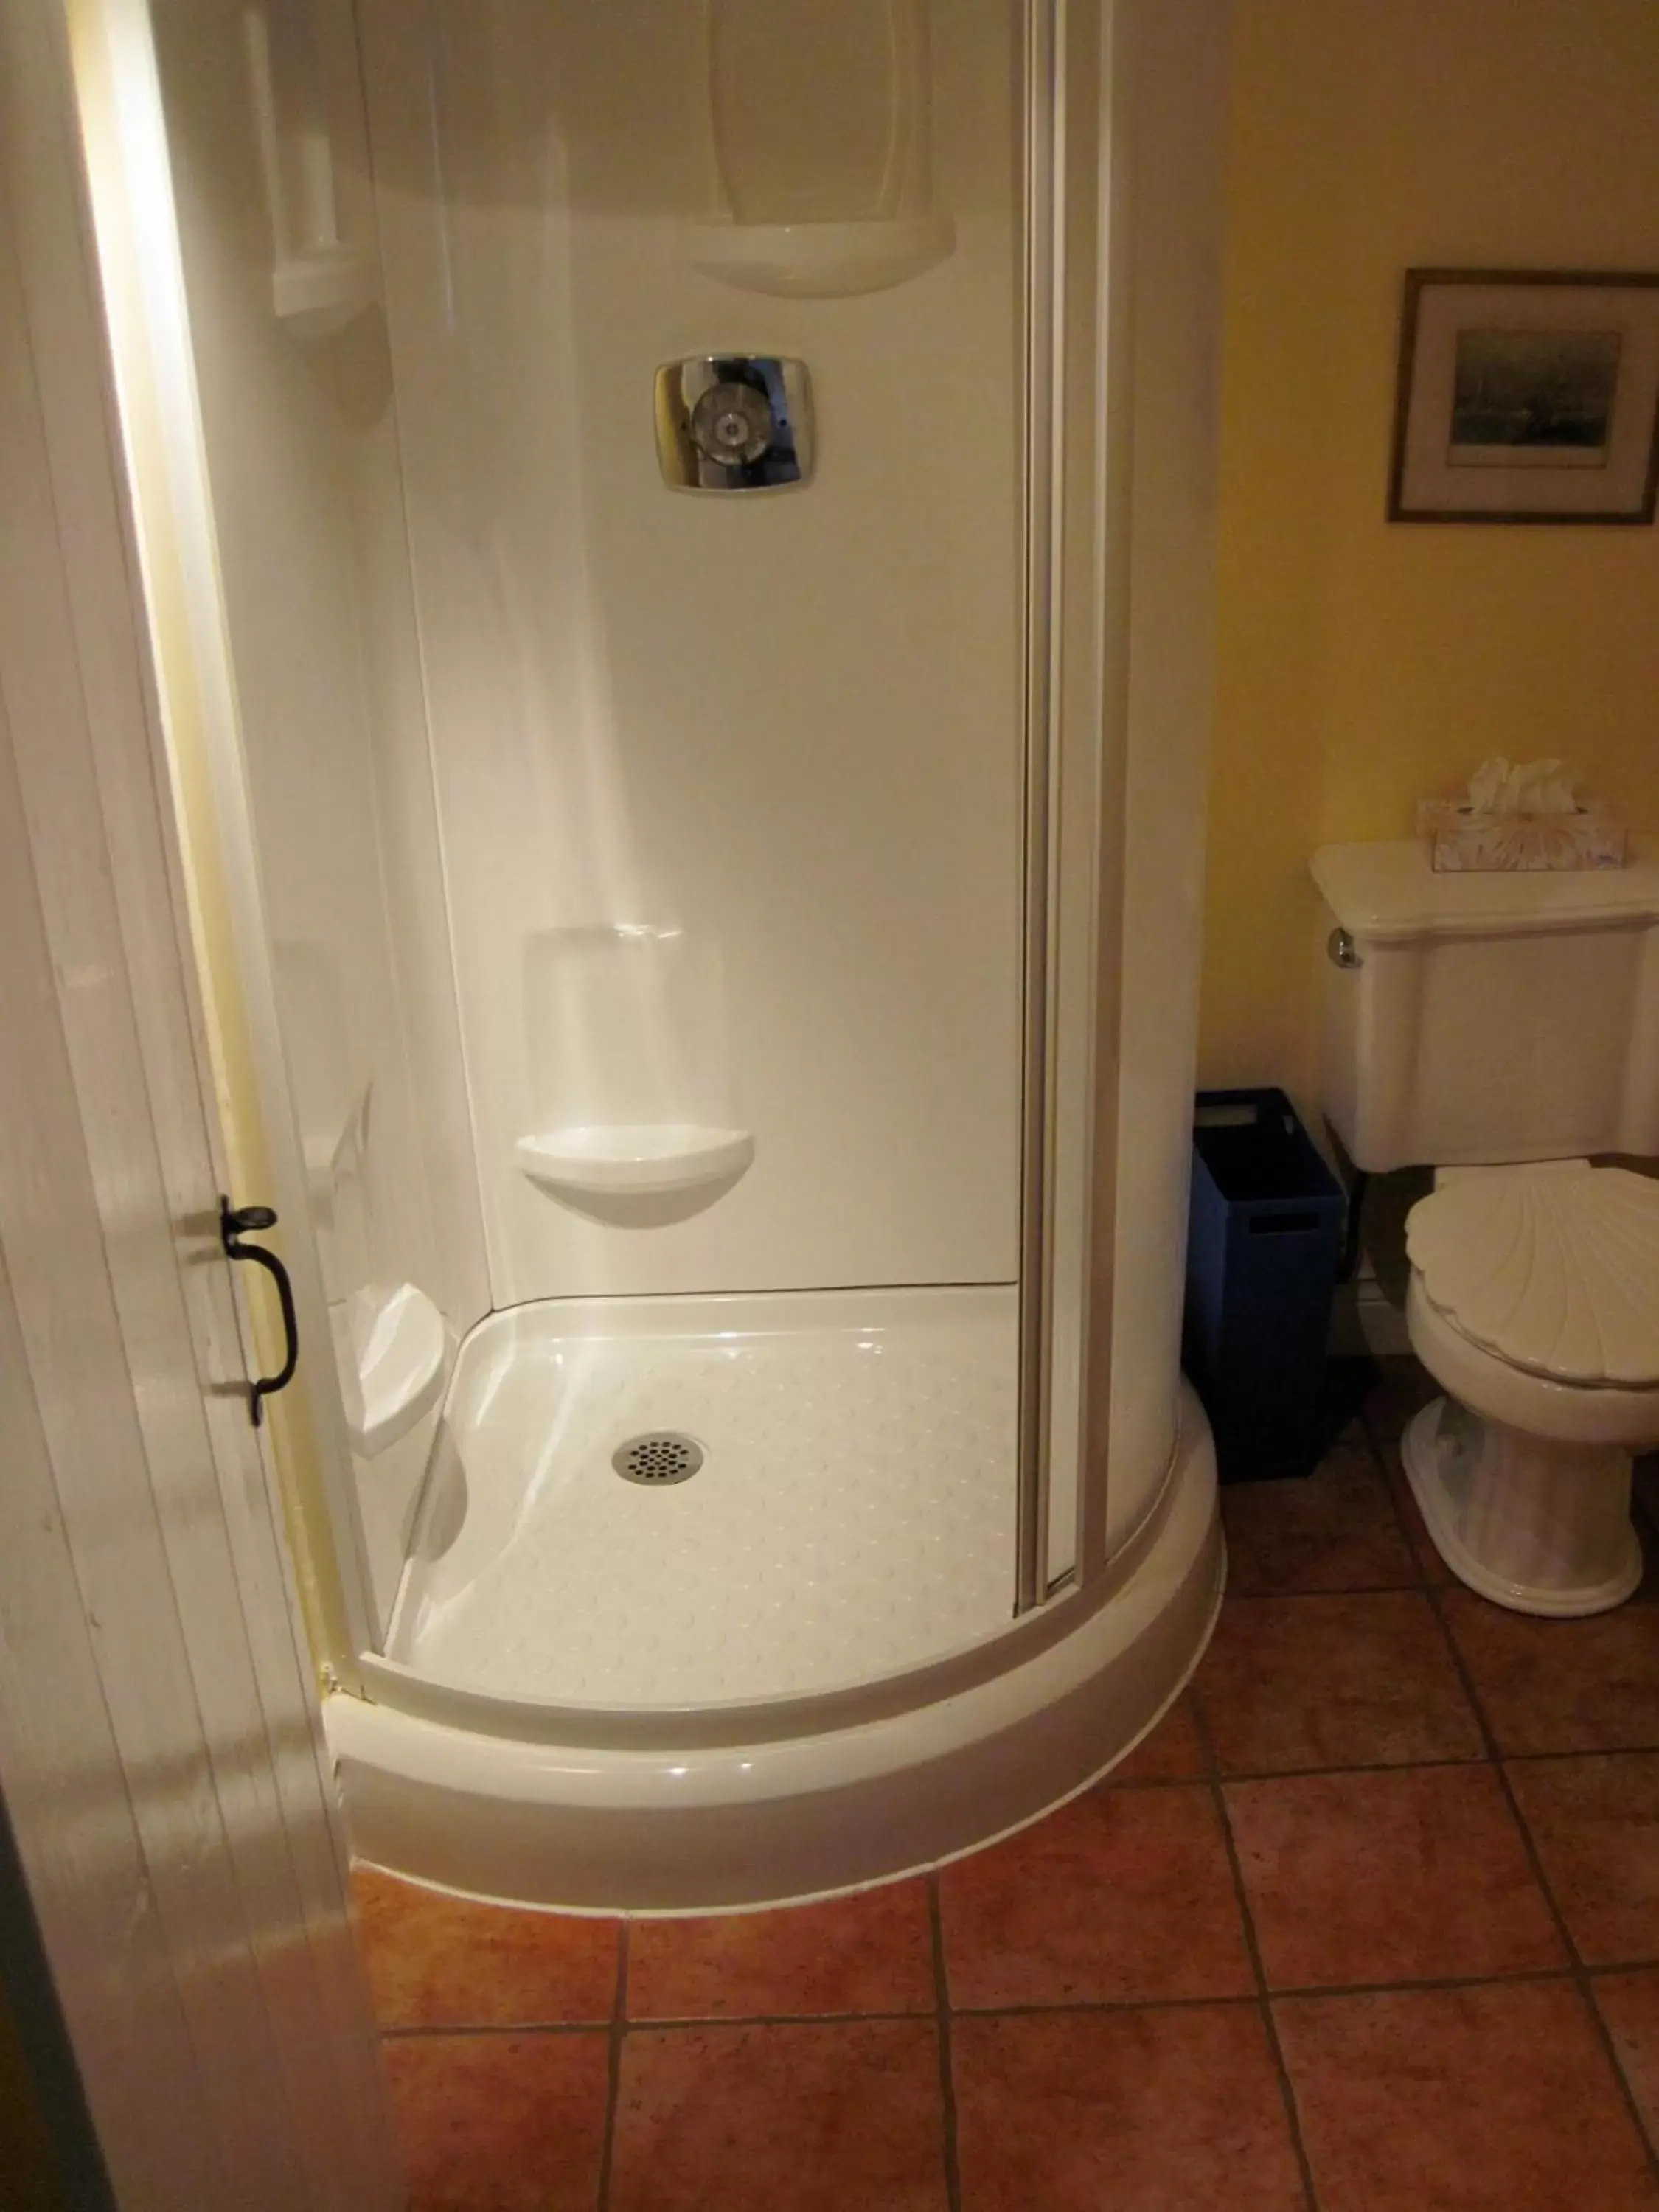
[219,1197,299,1427]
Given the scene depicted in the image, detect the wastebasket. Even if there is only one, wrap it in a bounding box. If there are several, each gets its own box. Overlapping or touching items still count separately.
[1183,1087,1346,1482]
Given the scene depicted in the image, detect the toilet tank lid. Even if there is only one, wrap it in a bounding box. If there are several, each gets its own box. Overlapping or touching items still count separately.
[1310,838,1659,945]
[1407,1164,1659,1388]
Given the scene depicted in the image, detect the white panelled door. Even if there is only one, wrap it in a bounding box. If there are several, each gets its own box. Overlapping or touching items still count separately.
[0,0,398,2205]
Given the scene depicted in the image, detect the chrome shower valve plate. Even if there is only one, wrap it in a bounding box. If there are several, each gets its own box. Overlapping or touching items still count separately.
[655,355,813,491]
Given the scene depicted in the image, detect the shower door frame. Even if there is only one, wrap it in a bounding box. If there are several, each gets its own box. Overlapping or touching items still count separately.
[82,0,1214,1717]
[1016,0,1128,1612]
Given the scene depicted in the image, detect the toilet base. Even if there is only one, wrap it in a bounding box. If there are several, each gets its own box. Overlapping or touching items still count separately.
[1402,1399,1642,1618]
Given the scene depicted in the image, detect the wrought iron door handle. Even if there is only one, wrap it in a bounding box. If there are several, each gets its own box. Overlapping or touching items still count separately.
[219,1197,299,1427]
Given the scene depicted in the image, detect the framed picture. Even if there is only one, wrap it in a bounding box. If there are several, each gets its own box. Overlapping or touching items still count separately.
[1388,268,1659,524]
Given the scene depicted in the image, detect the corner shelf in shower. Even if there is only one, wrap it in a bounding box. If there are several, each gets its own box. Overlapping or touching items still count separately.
[271,244,375,340]
[686,215,956,299]
[515,1126,755,1200]
[330,1281,448,1460]
[245,0,375,342]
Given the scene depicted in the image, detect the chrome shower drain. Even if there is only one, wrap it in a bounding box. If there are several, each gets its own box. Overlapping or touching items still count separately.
[613,1432,704,1486]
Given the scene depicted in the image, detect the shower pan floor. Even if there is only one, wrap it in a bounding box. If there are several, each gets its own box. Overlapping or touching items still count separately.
[385,1286,1019,1708]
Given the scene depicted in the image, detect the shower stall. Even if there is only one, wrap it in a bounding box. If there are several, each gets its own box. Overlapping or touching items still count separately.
[73,0,1228,1909]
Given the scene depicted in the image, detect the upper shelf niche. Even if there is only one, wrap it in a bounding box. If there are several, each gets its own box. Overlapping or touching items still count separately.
[245,0,375,339]
[689,0,955,299]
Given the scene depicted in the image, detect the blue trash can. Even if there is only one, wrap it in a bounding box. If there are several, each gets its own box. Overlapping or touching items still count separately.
[1183,1088,1345,1482]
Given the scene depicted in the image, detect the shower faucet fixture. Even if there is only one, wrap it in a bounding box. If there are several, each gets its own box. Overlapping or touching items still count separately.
[692,380,773,465]
[656,355,813,491]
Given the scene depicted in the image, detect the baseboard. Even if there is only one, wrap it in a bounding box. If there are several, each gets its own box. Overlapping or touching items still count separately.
[1329,1271,1411,1360]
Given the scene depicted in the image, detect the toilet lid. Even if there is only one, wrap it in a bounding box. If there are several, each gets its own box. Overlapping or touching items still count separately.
[1406,1165,1659,1388]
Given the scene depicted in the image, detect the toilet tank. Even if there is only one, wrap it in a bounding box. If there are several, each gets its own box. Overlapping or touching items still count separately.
[1310,839,1659,1172]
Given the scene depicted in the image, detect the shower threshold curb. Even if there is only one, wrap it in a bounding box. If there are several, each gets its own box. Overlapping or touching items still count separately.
[325,1387,1221,1915]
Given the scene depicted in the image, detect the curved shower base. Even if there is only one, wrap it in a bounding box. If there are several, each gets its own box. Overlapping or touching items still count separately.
[380,1287,1024,1708]
[324,1384,1220,1913]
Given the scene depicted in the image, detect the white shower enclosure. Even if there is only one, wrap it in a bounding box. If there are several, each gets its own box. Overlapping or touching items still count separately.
[80,0,1228,1908]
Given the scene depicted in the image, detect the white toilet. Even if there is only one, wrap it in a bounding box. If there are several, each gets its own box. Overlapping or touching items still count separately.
[1310,838,1659,1617]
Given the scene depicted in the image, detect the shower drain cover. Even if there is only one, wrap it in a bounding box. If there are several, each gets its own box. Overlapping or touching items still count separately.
[613,1432,704,1486]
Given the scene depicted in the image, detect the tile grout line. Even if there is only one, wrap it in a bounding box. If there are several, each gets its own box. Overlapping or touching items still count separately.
[1480,1742,1659,1764]
[596,1920,629,2212]
[372,1957,1659,2042]
[1352,1397,1407,1489]
[1224,1576,1659,1618]
[1192,1672,1322,2212]
[382,2018,619,2041]
[1111,1750,1543,1787]
[959,1964,1582,2011]
[1225,1747,1659,1779]
[1217,1751,1482,1784]
[1418,1572,1659,2191]
[1359,1399,1439,1596]
[1226,1579,1438,1600]
[380,2003,934,2039]
[928,1874,964,2212]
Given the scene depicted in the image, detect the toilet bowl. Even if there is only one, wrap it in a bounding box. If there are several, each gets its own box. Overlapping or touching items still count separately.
[1401,1161,1659,1616]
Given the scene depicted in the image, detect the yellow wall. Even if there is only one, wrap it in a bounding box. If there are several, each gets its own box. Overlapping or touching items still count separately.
[1201,0,1659,1112]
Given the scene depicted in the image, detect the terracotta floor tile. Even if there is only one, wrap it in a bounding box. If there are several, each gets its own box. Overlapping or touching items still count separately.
[627,1878,934,2020]
[1509,1755,1659,1964]
[1596,1969,1659,2144]
[1276,1980,1659,2211]
[951,2004,1304,2211]
[1360,1355,1440,1449]
[1635,1455,1659,1537]
[1106,1691,1208,1783]
[1385,1455,1456,1585]
[1222,1437,1416,1595]
[939,1782,1252,2008]
[609,2019,947,2212]
[352,1866,618,2029]
[1228,1764,1562,1989]
[383,2030,608,2212]
[1197,1592,1481,1774]
[1441,1589,1659,1754]
[1637,1514,1659,1603]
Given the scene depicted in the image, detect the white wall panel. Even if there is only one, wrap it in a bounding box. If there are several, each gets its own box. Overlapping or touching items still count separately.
[139,0,489,1613]
[359,0,1025,1305]
[152,0,444,1301]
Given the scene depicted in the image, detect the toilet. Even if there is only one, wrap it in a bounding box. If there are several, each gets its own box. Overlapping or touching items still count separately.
[1310,838,1659,1617]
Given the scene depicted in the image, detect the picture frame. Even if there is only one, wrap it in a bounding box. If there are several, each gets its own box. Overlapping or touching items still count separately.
[1388,268,1659,525]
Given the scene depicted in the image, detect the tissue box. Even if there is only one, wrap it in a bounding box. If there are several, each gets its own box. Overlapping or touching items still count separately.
[1416,799,1627,873]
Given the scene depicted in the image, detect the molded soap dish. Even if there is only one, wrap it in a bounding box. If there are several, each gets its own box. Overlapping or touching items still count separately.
[515,1126,755,1200]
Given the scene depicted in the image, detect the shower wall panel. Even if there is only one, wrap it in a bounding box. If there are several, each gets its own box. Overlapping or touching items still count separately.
[148,0,489,1611]
[358,0,1024,1304]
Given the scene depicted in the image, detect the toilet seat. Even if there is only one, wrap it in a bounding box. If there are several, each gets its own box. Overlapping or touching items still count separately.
[1405,1273,1659,1450]
[1405,1163,1659,1390]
